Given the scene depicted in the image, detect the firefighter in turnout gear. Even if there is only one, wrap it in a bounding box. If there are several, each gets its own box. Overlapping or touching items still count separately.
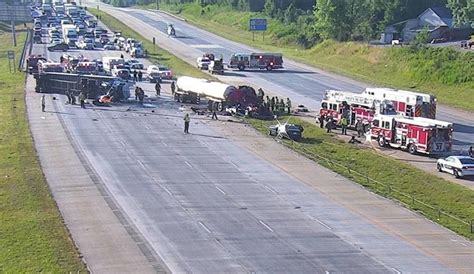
[286,98,291,115]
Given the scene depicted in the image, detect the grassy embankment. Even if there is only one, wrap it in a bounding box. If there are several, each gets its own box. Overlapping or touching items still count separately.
[151,3,474,112]
[0,30,86,271]
[95,6,474,240]
[248,117,474,240]
[90,9,211,80]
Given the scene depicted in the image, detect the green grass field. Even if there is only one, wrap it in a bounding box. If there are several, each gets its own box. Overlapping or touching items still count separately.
[248,116,474,240]
[90,9,212,80]
[151,3,474,112]
[0,30,86,271]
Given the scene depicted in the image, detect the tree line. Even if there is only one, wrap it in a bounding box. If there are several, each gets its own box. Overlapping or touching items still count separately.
[104,0,473,46]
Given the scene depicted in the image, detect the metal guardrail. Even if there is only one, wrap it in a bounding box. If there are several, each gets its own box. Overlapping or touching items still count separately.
[281,140,473,236]
[18,28,30,72]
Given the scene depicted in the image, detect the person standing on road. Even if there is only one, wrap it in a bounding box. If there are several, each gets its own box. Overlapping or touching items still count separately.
[184,113,190,134]
[469,146,473,158]
[155,81,161,96]
[133,70,138,82]
[340,117,348,135]
[171,81,176,95]
[270,97,275,112]
[79,92,86,109]
[71,91,76,105]
[279,99,285,115]
[318,115,325,129]
[138,70,143,82]
[41,94,46,112]
[286,98,291,115]
[211,105,218,120]
[134,87,139,101]
[326,118,333,133]
[138,88,144,104]
[65,89,71,104]
[355,119,364,137]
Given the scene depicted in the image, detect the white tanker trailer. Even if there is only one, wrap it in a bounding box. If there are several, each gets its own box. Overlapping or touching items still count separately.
[175,76,258,111]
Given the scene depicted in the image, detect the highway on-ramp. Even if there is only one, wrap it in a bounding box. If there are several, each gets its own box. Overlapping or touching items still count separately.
[90,2,474,154]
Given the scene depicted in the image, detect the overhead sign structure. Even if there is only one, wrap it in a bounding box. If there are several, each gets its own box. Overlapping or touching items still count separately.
[249,18,267,32]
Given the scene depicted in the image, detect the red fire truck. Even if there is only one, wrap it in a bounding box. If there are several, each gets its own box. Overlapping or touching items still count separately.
[363,88,437,119]
[370,114,453,155]
[319,90,395,127]
[229,53,283,71]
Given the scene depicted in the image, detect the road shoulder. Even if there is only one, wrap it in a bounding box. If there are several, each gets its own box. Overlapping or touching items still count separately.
[24,76,165,273]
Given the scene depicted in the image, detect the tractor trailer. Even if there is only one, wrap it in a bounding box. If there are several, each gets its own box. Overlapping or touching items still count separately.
[175,76,258,111]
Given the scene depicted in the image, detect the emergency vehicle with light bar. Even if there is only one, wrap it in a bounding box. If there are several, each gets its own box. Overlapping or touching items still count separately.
[370,114,453,155]
[229,53,283,71]
[319,90,395,127]
[363,88,437,119]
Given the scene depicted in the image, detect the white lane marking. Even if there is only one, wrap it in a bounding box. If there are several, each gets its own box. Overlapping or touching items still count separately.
[229,161,238,168]
[120,140,127,147]
[460,242,467,247]
[215,185,226,195]
[162,186,173,196]
[391,267,401,274]
[198,221,212,234]
[263,185,277,194]
[184,161,192,168]
[313,218,333,230]
[137,160,146,168]
[325,271,330,274]
[190,44,223,49]
[258,220,274,232]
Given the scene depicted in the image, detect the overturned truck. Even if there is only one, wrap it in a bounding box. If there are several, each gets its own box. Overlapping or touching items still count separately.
[34,72,130,101]
[175,76,258,111]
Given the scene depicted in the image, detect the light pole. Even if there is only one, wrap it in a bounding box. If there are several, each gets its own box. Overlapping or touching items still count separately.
[155,0,159,10]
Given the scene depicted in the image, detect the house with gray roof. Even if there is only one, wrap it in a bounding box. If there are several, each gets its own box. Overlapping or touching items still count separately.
[380,7,472,44]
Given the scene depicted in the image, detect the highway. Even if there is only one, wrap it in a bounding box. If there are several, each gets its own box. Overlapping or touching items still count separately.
[91,2,474,154]
[27,4,474,273]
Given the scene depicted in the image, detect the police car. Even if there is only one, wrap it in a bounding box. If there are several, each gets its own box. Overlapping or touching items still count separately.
[437,156,474,178]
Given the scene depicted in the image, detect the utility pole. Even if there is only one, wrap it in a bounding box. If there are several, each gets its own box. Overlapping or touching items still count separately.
[156,0,159,10]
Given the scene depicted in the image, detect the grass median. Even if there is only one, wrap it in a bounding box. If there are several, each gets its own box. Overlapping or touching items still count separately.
[0,30,86,271]
[248,116,474,240]
[89,8,212,80]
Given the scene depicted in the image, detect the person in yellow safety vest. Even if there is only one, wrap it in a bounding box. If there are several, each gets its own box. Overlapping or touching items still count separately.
[286,98,291,115]
[184,113,190,134]
[340,117,348,135]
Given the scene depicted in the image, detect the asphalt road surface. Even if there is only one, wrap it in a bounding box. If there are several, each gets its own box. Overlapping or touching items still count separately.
[29,32,474,272]
[89,2,474,154]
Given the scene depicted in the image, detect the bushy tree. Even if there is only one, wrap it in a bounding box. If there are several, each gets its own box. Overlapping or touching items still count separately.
[448,0,474,27]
